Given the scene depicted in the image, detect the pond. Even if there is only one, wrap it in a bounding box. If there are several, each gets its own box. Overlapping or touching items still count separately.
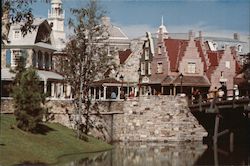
[52,142,249,166]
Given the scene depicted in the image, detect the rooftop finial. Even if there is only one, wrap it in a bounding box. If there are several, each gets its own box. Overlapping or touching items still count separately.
[161,16,164,26]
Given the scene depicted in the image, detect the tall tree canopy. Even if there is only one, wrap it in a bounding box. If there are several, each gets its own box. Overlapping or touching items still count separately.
[61,0,115,139]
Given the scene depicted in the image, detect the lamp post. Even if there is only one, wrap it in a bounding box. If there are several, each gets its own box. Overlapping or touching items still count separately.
[137,68,141,96]
[119,75,124,99]
[119,75,124,89]
[180,73,183,94]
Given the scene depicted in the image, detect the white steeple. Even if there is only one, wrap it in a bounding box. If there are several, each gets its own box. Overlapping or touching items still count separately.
[48,0,66,50]
[157,16,168,34]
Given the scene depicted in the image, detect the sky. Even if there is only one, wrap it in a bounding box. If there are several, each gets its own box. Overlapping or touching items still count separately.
[32,0,250,41]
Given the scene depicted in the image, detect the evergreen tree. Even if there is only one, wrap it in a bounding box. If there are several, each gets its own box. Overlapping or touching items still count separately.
[12,57,46,132]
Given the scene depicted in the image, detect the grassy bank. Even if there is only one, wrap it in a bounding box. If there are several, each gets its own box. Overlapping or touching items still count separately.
[0,114,112,166]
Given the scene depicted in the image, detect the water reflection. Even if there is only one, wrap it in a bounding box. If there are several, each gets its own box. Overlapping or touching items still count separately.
[55,142,207,166]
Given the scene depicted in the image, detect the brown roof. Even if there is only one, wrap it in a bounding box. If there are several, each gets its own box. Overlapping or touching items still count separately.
[119,49,132,64]
[206,51,223,80]
[164,39,188,72]
[195,40,208,71]
[161,76,175,86]
[171,75,210,87]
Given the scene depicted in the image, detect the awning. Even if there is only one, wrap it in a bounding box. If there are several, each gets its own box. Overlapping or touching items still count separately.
[171,75,210,87]
[1,68,64,81]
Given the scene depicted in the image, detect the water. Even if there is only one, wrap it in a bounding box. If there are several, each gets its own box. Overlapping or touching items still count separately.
[53,142,250,166]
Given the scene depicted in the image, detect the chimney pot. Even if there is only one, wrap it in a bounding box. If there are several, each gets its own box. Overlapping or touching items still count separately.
[233,33,240,40]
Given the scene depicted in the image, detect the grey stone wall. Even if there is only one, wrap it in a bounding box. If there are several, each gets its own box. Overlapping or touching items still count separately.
[113,96,207,142]
[1,96,207,142]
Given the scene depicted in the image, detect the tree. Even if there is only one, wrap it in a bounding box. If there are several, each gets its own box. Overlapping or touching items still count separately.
[11,56,46,132]
[1,0,50,40]
[61,0,115,140]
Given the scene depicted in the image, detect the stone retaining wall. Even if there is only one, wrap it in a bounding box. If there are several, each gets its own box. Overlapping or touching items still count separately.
[1,96,208,142]
[113,96,208,142]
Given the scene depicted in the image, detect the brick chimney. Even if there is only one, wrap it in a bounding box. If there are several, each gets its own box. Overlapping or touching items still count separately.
[233,33,240,40]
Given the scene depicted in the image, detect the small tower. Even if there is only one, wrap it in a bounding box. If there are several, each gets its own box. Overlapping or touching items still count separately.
[48,0,66,50]
[157,16,168,41]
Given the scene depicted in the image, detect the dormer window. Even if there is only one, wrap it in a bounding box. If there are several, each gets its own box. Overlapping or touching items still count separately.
[187,62,196,73]
[157,62,163,73]
[238,45,242,53]
[213,42,217,50]
[158,46,162,55]
[145,49,149,60]
[13,30,21,39]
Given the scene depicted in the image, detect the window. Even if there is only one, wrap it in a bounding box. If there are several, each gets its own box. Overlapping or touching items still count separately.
[225,61,230,69]
[157,62,163,73]
[32,51,37,67]
[6,49,11,67]
[12,50,21,66]
[145,49,149,60]
[13,30,21,39]
[238,45,242,52]
[213,42,217,50]
[148,62,151,75]
[187,62,196,73]
[141,62,145,75]
[158,46,162,55]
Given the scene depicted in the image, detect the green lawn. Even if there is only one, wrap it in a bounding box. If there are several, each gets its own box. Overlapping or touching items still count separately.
[0,114,112,166]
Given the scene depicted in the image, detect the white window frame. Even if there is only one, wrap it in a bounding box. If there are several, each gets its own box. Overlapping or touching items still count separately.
[158,46,162,55]
[225,61,231,69]
[145,49,149,60]
[157,62,163,74]
[13,30,21,39]
[187,62,196,74]
[141,62,145,75]
[148,62,151,75]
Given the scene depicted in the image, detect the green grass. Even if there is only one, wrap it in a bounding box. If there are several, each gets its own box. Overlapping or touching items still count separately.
[0,114,112,166]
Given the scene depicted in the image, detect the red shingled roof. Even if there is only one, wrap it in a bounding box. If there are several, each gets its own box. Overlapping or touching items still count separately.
[164,39,188,72]
[206,51,223,80]
[195,40,208,71]
[119,49,132,64]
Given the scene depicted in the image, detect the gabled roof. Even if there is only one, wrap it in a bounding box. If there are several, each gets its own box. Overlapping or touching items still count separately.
[206,51,223,79]
[118,49,132,64]
[6,18,55,50]
[164,39,188,72]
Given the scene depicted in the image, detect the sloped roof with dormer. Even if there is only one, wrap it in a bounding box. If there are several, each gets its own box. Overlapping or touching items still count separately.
[5,18,56,51]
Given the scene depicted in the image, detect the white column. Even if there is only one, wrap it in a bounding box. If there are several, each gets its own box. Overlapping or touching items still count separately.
[117,86,121,100]
[93,88,96,100]
[49,54,52,70]
[43,52,46,69]
[103,86,107,100]
[127,83,130,95]
[60,83,64,98]
[35,53,38,68]
[51,83,55,98]
[99,88,101,100]
[56,83,59,98]
[161,86,164,94]
[44,80,47,94]
[173,86,176,96]
[170,87,172,95]
[66,84,71,98]
[88,89,91,99]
